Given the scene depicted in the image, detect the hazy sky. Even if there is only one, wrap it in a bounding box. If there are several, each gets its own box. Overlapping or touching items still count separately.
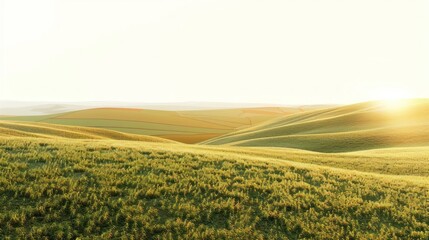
[1,0,428,104]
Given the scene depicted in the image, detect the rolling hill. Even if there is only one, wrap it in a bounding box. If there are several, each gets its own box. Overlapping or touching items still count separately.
[0,100,428,238]
[203,99,429,152]
[0,107,301,143]
[0,120,174,143]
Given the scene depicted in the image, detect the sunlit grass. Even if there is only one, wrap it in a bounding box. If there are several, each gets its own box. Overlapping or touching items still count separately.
[205,99,429,152]
[0,100,428,239]
[0,137,428,239]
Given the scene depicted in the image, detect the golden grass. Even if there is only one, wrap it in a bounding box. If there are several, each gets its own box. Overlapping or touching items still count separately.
[1,101,428,238]
[0,137,427,239]
[0,107,303,143]
[0,121,175,143]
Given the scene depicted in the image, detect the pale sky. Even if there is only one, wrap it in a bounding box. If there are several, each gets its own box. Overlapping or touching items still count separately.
[1,0,428,105]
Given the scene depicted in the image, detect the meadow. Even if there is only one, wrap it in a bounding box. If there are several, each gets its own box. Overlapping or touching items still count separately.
[0,100,428,239]
[0,137,428,239]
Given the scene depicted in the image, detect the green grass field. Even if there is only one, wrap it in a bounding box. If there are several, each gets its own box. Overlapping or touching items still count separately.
[0,138,428,239]
[0,100,428,239]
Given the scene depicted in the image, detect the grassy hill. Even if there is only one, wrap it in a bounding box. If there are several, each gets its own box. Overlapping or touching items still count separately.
[0,121,174,143]
[0,137,427,239]
[0,107,300,143]
[1,101,428,238]
[204,99,429,152]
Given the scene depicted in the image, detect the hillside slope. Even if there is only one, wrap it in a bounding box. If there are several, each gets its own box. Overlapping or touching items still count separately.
[0,137,427,239]
[0,121,174,143]
[0,107,301,143]
[204,99,429,152]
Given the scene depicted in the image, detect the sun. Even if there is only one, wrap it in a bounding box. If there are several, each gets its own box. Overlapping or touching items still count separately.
[377,88,410,101]
[371,88,411,111]
[382,98,409,111]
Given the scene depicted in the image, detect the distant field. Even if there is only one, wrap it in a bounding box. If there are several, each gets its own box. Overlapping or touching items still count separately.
[204,99,429,152]
[0,137,427,239]
[0,107,301,143]
[0,121,174,143]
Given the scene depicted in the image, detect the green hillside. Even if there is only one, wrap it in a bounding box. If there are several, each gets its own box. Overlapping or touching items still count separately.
[204,99,429,152]
[0,137,427,239]
[0,107,300,143]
